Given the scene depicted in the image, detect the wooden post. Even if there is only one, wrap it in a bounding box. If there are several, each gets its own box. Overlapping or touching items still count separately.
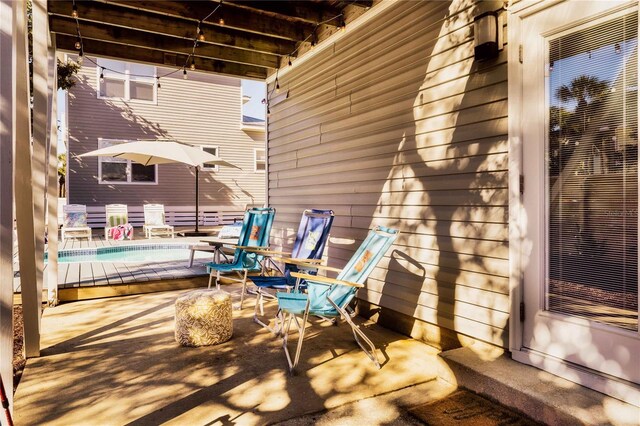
[32,0,48,309]
[0,0,15,409]
[14,0,40,357]
[46,42,59,306]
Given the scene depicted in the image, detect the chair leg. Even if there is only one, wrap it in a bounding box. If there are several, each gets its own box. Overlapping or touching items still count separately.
[291,307,310,372]
[272,307,284,337]
[253,290,262,322]
[329,298,381,369]
[281,298,310,374]
[239,269,249,310]
[215,270,221,290]
[207,271,214,289]
[253,290,278,334]
[281,312,295,371]
[188,249,196,268]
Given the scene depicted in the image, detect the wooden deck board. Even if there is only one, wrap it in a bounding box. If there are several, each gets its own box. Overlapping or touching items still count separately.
[90,262,110,286]
[142,264,164,281]
[15,232,210,292]
[58,263,70,287]
[65,262,80,287]
[79,263,95,287]
[119,263,147,283]
[101,261,123,285]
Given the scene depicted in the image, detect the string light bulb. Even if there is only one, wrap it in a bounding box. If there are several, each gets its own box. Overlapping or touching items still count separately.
[549,61,554,72]
[615,43,621,54]
[267,107,271,117]
[69,2,354,93]
[310,32,317,50]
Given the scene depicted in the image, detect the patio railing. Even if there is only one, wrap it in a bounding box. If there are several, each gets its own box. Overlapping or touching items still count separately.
[82,205,247,229]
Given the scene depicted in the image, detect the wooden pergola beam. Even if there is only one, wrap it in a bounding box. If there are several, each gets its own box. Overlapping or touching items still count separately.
[50,17,279,69]
[49,1,297,56]
[224,1,342,25]
[320,0,373,9]
[99,0,313,42]
[56,35,268,79]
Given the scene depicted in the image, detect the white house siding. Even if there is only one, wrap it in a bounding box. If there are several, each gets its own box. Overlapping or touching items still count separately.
[267,0,509,348]
[68,59,265,208]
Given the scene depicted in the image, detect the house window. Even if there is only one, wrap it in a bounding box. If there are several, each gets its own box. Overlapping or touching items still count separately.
[254,148,266,172]
[97,59,156,103]
[98,139,157,184]
[200,146,220,172]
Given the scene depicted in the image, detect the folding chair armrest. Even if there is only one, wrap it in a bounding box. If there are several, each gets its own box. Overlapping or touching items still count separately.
[243,248,288,256]
[306,264,342,273]
[271,257,326,267]
[235,245,270,251]
[290,272,363,288]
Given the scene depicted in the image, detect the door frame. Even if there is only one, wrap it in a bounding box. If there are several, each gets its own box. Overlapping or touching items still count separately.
[508,0,640,407]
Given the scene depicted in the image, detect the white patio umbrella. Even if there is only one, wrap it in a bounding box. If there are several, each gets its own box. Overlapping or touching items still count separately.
[79,141,241,234]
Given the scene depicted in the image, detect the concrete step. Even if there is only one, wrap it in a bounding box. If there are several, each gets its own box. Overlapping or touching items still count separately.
[437,346,639,426]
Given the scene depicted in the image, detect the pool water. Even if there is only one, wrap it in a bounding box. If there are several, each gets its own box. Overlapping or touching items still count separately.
[47,244,215,264]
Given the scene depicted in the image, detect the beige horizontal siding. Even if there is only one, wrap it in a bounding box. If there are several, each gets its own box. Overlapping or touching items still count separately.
[267,0,509,347]
[68,61,265,208]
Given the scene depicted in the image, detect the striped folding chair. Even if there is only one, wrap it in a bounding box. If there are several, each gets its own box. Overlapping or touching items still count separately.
[104,204,132,241]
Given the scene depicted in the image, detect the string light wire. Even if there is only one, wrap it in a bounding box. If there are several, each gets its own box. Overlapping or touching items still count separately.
[72,1,351,102]
[73,2,223,83]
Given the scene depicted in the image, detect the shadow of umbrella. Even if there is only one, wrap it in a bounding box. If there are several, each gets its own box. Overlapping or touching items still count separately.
[79,140,241,235]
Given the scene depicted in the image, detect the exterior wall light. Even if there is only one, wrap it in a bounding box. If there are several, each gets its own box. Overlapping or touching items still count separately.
[473,11,501,61]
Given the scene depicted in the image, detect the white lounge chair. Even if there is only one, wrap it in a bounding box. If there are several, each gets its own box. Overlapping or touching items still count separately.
[143,204,174,239]
[61,204,92,242]
[105,204,133,241]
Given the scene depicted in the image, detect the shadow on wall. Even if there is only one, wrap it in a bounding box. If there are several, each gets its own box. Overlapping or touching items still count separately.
[338,0,510,351]
[67,75,236,206]
[356,1,632,417]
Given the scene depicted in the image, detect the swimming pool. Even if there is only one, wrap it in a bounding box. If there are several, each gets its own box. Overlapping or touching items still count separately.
[46,244,216,264]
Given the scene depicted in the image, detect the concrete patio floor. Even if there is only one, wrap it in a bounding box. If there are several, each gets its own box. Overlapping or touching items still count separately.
[13,284,456,425]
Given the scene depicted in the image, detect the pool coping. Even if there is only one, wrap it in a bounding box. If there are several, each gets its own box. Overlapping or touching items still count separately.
[46,242,200,262]
[15,235,232,297]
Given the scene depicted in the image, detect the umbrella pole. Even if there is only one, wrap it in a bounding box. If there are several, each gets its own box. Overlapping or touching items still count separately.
[180,166,208,237]
[195,166,199,233]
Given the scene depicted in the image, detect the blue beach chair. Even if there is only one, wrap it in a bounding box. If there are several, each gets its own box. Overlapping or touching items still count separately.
[249,209,335,328]
[206,207,275,308]
[276,225,398,373]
